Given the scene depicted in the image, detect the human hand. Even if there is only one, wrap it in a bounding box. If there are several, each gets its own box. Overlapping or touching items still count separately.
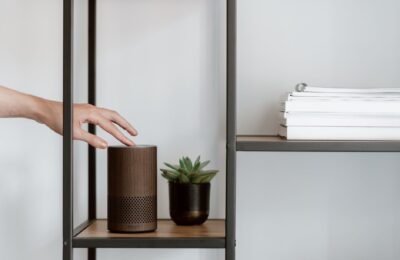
[40,101,137,149]
[0,86,136,148]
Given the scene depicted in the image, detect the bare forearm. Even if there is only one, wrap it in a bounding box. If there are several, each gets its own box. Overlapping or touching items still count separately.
[0,85,48,123]
[0,85,137,148]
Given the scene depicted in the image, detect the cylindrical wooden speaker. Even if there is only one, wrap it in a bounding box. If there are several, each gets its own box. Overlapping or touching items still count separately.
[107,145,157,233]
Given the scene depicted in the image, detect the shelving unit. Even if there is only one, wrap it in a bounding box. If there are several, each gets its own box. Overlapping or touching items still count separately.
[62,0,236,259]
[62,0,400,259]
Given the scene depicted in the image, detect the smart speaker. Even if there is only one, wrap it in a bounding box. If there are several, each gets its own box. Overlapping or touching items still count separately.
[107,145,157,233]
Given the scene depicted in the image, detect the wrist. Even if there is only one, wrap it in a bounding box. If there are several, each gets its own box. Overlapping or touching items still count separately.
[28,96,52,124]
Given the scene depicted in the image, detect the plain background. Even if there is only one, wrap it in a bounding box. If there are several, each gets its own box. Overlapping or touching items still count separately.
[1,0,400,259]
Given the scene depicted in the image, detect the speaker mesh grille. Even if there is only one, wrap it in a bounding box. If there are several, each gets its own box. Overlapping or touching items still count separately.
[108,196,156,224]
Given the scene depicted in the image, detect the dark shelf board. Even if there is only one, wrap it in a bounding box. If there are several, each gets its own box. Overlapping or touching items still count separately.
[73,219,225,249]
[236,135,400,152]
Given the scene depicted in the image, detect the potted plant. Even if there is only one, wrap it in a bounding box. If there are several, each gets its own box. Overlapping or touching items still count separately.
[161,156,218,225]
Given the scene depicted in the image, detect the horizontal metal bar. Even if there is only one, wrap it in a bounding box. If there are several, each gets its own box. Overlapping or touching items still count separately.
[72,238,225,249]
[237,137,400,152]
[237,143,400,152]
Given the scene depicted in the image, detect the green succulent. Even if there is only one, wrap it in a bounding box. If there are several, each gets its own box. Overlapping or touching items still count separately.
[160,156,218,184]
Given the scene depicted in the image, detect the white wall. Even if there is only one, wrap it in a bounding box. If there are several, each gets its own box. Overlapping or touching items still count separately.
[238,0,400,134]
[1,0,400,260]
[0,1,63,260]
[237,0,400,259]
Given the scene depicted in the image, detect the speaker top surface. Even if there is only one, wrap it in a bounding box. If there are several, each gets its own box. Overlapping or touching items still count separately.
[108,145,156,149]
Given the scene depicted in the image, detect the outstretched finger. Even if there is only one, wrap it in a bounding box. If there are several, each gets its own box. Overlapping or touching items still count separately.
[102,109,138,136]
[75,128,108,149]
[97,116,135,146]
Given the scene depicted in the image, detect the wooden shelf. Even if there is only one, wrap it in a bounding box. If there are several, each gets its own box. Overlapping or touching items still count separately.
[73,219,225,248]
[236,135,400,152]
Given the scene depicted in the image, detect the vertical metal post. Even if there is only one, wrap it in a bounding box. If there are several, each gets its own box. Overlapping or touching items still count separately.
[226,0,237,259]
[88,0,97,259]
[63,0,74,259]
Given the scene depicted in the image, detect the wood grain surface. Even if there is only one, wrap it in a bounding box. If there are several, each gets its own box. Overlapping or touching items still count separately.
[76,219,225,238]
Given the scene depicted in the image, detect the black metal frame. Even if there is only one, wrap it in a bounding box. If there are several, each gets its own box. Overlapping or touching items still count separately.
[63,0,237,259]
[63,0,74,259]
[88,0,97,259]
[226,0,237,259]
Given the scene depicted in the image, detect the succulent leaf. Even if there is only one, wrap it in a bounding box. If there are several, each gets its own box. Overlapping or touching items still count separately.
[161,171,179,181]
[179,159,186,170]
[184,157,193,171]
[191,172,217,183]
[199,170,219,175]
[164,163,180,171]
[160,156,218,184]
[178,172,190,183]
[202,172,217,182]
[193,156,201,171]
[198,160,210,171]
[161,168,180,177]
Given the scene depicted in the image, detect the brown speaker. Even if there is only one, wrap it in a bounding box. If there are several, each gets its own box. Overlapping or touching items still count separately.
[107,145,157,233]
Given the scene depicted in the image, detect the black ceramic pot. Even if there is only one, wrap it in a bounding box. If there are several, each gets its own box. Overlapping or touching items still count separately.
[169,182,210,225]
